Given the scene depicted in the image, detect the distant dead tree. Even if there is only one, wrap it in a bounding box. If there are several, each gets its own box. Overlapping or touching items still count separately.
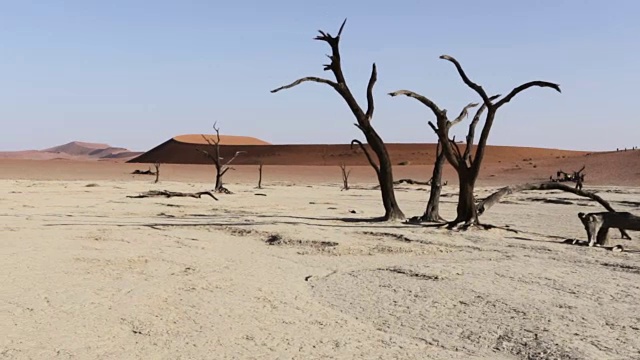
[271,19,405,221]
[154,162,160,183]
[257,162,263,189]
[390,55,560,227]
[339,163,351,190]
[197,122,245,193]
[551,165,586,190]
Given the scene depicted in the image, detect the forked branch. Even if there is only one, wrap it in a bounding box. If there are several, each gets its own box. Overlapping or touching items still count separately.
[388,90,445,118]
[339,163,351,191]
[463,95,500,165]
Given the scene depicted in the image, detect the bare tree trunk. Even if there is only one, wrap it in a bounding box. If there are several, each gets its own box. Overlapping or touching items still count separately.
[366,130,404,220]
[453,170,479,226]
[421,145,446,222]
[154,162,160,183]
[378,158,404,220]
[257,162,263,189]
[214,167,223,192]
[340,163,350,190]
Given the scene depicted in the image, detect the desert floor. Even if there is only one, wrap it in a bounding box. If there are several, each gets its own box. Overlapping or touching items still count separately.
[2,170,640,359]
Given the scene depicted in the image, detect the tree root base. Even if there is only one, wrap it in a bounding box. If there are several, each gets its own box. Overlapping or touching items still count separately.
[215,187,233,194]
[405,215,447,225]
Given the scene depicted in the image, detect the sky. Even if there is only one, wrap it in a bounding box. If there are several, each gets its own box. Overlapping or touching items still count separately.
[0,0,638,152]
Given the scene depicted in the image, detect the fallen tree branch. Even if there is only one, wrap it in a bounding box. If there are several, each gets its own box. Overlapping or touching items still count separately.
[127,190,219,200]
[132,168,156,175]
[394,178,431,186]
[477,182,631,239]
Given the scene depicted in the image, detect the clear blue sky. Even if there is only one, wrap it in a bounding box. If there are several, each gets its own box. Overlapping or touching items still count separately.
[1,0,638,151]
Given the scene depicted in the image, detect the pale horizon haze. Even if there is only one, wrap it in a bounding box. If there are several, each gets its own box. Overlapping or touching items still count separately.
[1,0,638,152]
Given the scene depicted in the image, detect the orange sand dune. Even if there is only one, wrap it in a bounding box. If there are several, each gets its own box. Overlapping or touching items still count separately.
[129,136,589,167]
[123,135,640,186]
[174,134,271,146]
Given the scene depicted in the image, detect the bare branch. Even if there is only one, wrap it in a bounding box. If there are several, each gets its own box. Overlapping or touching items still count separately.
[463,95,500,165]
[271,77,339,93]
[439,55,491,105]
[213,121,221,144]
[427,121,438,134]
[201,134,216,147]
[351,139,379,175]
[337,18,347,37]
[223,151,246,167]
[312,22,346,83]
[388,90,445,118]
[495,81,561,108]
[450,136,463,160]
[365,63,377,121]
[428,120,461,170]
[448,102,479,128]
[197,149,216,162]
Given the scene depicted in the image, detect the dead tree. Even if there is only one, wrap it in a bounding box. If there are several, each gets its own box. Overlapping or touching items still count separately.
[574,166,586,190]
[477,181,631,239]
[197,122,245,193]
[257,162,263,189]
[553,166,586,190]
[340,163,351,190]
[271,20,404,221]
[154,162,160,183]
[390,55,560,227]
